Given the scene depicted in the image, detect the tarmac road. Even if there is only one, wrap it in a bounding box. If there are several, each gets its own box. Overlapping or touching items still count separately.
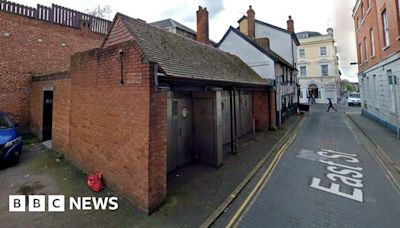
[221,104,400,227]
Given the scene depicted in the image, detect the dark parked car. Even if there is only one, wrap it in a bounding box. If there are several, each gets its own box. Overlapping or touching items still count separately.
[0,112,22,163]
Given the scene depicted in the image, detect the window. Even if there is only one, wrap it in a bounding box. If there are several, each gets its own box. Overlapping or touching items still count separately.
[382,10,390,47]
[361,3,365,20]
[373,75,379,107]
[364,37,368,61]
[366,77,370,104]
[367,0,371,11]
[358,43,363,64]
[300,66,307,77]
[320,46,327,56]
[370,29,375,57]
[356,18,360,30]
[388,70,396,112]
[397,0,400,34]
[320,64,329,76]
[299,48,305,58]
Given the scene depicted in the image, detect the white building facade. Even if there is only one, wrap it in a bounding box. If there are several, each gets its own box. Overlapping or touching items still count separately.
[297,30,341,104]
[228,7,299,126]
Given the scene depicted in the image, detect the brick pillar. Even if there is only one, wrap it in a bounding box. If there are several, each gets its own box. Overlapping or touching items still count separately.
[148,72,168,212]
[196,6,209,44]
[287,16,294,33]
[253,91,268,130]
[269,90,277,129]
[247,5,255,39]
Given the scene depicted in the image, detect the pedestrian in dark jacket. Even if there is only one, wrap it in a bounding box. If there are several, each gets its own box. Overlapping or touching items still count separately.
[327,98,337,112]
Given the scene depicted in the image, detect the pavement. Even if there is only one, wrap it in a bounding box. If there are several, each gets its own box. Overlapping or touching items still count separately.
[0,115,302,227]
[348,113,400,172]
[215,103,400,227]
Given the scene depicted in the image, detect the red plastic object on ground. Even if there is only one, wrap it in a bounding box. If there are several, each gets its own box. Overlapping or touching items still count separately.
[87,173,104,192]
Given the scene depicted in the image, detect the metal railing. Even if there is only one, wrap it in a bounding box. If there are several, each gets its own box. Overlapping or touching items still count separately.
[0,0,111,34]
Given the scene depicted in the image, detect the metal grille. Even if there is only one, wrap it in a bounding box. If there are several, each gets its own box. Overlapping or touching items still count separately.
[0,0,111,34]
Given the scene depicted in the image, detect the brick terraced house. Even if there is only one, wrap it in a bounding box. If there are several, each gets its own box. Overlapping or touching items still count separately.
[29,8,277,213]
[353,0,400,135]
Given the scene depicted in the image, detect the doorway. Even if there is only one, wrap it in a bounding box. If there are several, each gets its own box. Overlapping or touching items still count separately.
[308,84,319,99]
[167,97,194,172]
[42,91,53,141]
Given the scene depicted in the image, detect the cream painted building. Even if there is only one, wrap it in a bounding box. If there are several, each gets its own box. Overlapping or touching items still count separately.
[297,29,341,104]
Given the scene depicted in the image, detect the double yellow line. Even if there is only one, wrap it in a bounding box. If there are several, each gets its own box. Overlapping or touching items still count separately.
[226,118,305,227]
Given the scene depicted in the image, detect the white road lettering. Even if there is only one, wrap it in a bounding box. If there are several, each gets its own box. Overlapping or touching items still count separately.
[309,149,364,202]
[319,160,363,171]
[326,166,363,178]
[321,149,357,157]
[310,177,363,202]
[317,152,360,163]
[326,173,364,188]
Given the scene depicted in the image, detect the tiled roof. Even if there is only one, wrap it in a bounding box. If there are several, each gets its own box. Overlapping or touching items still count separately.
[150,18,196,36]
[217,27,295,70]
[117,13,268,86]
[237,16,300,46]
[296,31,323,39]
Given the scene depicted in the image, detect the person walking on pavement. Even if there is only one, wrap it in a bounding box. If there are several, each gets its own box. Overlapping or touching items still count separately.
[311,94,316,104]
[327,98,337,112]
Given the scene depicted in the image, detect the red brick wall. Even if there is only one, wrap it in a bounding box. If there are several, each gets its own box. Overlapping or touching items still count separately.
[148,85,168,211]
[253,91,269,130]
[270,90,277,129]
[376,0,400,60]
[0,11,104,124]
[30,72,70,152]
[354,0,400,72]
[68,41,167,213]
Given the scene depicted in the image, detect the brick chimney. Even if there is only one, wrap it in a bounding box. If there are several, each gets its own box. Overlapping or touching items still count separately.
[196,6,209,44]
[287,16,294,33]
[247,5,255,39]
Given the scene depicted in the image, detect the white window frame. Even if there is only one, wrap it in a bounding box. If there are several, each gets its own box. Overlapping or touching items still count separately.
[370,29,375,57]
[382,10,390,48]
[373,75,379,107]
[364,37,368,61]
[299,48,305,58]
[366,77,371,105]
[388,70,396,112]
[320,46,327,56]
[320,64,329,76]
[299,66,307,77]
[367,0,371,13]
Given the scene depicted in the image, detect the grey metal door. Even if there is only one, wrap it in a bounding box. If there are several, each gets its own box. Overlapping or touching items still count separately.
[167,98,193,172]
[176,99,193,166]
[240,92,252,136]
[221,91,231,145]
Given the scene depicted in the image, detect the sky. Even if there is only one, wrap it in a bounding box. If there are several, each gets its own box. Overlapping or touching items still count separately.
[13,0,359,82]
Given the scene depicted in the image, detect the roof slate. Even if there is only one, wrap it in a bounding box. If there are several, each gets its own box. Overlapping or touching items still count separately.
[237,16,300,46]
[150,18,197,35]
[217,27,295,70]
[296,31,323,39]
[117,13,268,86]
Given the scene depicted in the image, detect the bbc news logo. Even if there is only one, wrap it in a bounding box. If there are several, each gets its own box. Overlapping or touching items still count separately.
[9,195,118,212]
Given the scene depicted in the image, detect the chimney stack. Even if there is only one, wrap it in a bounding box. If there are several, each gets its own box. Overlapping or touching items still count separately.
[196,6,209,44]
[247,5,255,39]
[287,16,294,33]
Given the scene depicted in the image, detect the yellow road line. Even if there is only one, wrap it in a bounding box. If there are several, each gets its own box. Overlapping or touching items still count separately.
[226,118,305,227]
